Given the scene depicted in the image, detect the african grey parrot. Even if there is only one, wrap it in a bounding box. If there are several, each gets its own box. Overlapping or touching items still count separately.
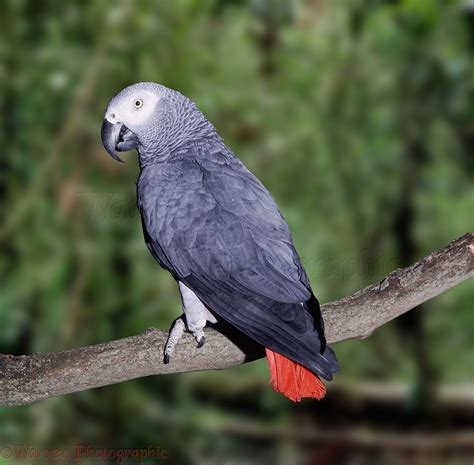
[101,82,339,401]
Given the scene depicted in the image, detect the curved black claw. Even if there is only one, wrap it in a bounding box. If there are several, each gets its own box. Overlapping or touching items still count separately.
[164,353,170,364]
[197,336,205,348]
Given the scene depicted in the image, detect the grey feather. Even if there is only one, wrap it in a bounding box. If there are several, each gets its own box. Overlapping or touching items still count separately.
[137,140,338,380]
[105,82,339,380]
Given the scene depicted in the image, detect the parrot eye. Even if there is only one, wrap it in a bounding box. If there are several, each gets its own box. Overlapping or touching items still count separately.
[133,99,143,109]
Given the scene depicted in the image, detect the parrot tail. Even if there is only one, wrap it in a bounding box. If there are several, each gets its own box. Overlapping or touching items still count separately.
[265,348,326,402]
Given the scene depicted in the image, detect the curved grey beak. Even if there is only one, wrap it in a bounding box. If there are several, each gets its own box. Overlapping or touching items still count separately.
[101,119,124,162]
[101,119,139,162]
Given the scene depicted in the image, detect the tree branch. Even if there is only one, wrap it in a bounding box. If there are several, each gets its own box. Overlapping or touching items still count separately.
[1,233,472,406]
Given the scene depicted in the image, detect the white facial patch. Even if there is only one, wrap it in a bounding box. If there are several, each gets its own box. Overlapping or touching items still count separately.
[106,90,160,129]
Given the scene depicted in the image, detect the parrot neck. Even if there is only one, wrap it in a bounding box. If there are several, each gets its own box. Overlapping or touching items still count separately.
[137,132,225,168]
[137,110,223,168]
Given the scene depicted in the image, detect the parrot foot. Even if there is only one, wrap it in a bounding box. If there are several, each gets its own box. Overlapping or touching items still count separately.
[164,317,186,364]
[163,316,207,363]
[193,330,205,348]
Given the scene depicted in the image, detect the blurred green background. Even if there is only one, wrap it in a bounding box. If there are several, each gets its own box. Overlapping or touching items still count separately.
[0,0,473,464]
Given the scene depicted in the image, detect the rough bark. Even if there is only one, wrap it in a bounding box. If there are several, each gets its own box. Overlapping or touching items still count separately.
[1,233,472,406]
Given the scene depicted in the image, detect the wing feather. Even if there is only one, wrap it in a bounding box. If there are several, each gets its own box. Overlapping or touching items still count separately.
[137,147,338,379]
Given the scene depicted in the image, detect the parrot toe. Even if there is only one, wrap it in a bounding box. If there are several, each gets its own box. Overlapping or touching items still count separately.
[163,316,186,364]
[191,328,206,348]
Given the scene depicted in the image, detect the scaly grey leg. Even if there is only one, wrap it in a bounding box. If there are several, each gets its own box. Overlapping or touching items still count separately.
[164,282,217,364]
[164,316,185,364]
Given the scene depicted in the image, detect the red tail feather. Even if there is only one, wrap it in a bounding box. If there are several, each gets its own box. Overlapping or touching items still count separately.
[265,348,326,402]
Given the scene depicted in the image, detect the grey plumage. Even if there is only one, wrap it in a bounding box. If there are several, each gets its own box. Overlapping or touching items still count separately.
[102,82,339,381]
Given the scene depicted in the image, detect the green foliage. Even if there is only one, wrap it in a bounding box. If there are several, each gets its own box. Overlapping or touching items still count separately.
[0,0,472,463]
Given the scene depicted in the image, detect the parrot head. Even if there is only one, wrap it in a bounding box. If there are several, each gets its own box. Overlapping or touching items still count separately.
[101,82,214,164]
